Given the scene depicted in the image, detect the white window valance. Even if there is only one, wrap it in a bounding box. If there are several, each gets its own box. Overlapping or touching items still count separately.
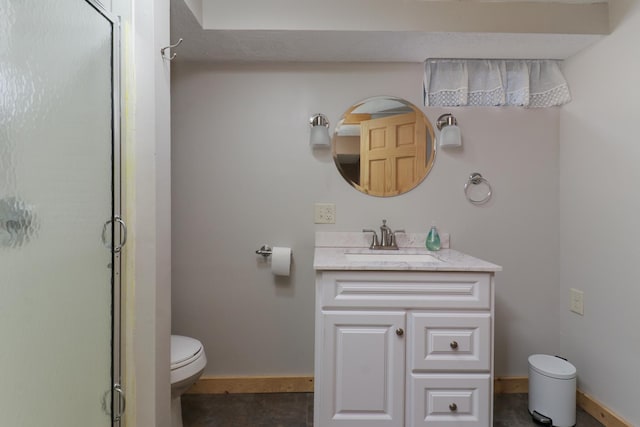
[423,59,571,108]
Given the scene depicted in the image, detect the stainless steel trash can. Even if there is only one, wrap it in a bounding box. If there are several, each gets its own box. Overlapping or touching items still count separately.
[528,354,577,427]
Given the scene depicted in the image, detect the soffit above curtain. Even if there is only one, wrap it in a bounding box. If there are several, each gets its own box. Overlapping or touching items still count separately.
[172,0,607,62]
[423,59,571,108]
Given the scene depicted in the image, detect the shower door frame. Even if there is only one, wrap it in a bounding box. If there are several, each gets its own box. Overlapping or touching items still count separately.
[85,0,124,425]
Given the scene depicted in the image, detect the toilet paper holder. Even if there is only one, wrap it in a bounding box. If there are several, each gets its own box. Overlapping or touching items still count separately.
[255,244,273,258]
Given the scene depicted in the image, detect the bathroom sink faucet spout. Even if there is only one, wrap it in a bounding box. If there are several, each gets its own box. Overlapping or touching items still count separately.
[380,220,392,247]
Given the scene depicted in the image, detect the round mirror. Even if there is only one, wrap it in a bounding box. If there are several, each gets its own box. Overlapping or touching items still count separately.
[332,96,436,197]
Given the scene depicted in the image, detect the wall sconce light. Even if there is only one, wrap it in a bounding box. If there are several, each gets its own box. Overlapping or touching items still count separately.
[309,113,331,147]
[436,113,462,148]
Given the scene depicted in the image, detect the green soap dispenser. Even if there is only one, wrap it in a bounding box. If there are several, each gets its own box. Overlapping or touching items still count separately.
[426,225,441,251]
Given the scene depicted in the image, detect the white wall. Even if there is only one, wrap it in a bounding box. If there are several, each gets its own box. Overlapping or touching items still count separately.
[113,0,172,425]
[171,62,560,378]
[559,1,640,424]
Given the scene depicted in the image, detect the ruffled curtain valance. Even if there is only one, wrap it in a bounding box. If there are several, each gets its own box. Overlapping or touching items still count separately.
[423,59,571,108]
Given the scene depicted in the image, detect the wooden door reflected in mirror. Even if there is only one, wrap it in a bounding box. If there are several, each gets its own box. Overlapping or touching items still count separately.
[333,97,436,197]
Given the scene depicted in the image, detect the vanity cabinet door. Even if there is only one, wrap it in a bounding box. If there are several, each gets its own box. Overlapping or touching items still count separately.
[319,311,406,427]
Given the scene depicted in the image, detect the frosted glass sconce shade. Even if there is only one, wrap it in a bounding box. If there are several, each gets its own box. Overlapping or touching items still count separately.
[436,113,462,148]
[309,113,331,147]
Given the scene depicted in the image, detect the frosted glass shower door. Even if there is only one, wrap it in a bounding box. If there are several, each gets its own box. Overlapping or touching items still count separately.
[0,1,120,426]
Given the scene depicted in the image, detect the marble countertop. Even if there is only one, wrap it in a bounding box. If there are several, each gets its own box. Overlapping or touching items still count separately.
[313,232,502,272]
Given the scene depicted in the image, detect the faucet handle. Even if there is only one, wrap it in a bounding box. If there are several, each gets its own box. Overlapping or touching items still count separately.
[362,229,379,249]
[389,229,405,249]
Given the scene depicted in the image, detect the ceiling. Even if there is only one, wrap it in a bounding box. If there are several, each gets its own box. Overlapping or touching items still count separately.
[170,0,609,63]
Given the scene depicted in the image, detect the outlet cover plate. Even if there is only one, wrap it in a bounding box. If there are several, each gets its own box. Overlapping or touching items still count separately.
[314,203,336,224]
[570,288,584,315]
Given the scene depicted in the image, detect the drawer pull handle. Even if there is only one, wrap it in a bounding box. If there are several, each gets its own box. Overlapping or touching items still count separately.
[450,341,458,350]
[449,403,458,412]
[395,328,404,336]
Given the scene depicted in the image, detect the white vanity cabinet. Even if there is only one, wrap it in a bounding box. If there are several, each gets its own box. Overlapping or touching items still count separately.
[314,269,496,427]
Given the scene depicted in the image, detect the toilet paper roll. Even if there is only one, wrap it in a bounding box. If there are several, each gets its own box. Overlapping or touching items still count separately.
[271,246,292,276]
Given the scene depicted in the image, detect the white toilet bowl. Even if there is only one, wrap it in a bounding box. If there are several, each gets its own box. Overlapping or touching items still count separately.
[171,335,207,427]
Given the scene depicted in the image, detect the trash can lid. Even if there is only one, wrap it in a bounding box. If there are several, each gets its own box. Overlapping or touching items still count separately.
[528,354,576,380]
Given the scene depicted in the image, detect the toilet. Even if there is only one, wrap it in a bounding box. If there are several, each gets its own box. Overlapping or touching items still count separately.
[171,335,207,427]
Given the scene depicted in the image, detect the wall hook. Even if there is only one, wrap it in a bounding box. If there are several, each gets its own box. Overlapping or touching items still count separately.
[160,38,183,61]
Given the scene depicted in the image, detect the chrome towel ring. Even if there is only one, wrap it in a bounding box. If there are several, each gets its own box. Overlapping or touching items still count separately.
[464,172,492,205]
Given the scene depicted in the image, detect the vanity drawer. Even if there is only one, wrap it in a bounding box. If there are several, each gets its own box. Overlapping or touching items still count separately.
[318,271,491,310]
[408,374,490,427]
[409,313,491,372]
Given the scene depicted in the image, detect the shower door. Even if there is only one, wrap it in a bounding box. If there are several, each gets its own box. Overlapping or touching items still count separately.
[0,0,122,426]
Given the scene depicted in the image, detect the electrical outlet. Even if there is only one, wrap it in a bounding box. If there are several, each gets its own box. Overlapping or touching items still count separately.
[570,288,584,315]
[314,203,336,224]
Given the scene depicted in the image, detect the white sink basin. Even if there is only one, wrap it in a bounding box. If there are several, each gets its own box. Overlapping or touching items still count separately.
[345,251,442,263]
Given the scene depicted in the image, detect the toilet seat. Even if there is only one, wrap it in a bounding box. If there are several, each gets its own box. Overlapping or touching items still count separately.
[172,335,203,369]
[171,335,207,385]
[172,347,203,370]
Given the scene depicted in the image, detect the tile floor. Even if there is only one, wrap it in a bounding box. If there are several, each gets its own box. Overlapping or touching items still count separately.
[182,392,604,427]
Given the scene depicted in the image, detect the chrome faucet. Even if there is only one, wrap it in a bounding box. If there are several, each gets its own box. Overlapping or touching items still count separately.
[363,220,405,250]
